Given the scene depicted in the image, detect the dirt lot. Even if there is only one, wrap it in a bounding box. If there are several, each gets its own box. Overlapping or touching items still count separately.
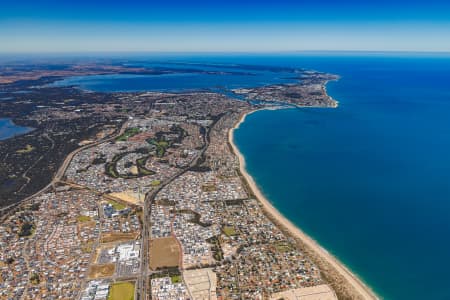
[101,232,138,243]
[88,264,115,278]
[150,236,180,270]
[108,191,144,205]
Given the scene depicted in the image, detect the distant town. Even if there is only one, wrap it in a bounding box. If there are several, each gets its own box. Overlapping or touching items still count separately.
[0,61,376,300]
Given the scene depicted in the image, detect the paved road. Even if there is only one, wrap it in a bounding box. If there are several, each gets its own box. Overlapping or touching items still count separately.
[136,120,214,300]
[0,123,127,219]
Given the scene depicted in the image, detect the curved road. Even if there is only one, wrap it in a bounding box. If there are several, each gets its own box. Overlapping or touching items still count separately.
[0,122,128,218]
[136,117,217,300]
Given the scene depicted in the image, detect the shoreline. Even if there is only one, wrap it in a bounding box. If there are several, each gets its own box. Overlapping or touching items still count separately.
[323,79,340,108]
[0,118,34,141]
[228,109,379,300]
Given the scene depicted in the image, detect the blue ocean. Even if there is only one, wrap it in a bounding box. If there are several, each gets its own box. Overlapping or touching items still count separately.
[4,53,450,299]
[232,54,450,300]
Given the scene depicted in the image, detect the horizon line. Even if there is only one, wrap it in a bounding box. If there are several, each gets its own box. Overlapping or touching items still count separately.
[1,50,450,56]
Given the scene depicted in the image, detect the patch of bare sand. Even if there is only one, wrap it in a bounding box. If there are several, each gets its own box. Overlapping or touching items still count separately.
[108,190,145,206]
[150,236,180,270]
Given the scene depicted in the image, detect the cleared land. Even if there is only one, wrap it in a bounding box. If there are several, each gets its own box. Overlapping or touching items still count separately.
[150,236,180,270]
[270,284,337,300]
[81,241,94,253]
[108,281,135,300]
[101,232,138,243]
[108,191,144,205]
[88,264,115,279]
[183,268,217,300]
[129,165,139,175]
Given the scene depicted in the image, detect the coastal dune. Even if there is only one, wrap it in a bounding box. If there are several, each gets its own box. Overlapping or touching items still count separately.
[229,110,379,300]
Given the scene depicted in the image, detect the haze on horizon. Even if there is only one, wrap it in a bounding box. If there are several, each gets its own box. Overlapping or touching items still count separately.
[1,0,450,53]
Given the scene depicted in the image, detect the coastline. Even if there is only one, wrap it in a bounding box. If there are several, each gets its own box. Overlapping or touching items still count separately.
[0,118,34,141]
[323,79,340,108]
[228,109,378,300]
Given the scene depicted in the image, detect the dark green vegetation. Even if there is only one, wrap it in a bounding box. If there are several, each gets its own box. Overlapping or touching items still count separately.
[92,155,107,165]
[0,76,127,209]
[29,202,40,211]
[105,125,187,179]
[224,199,245,206]
[146,125,186,158]
[104,151,155,179]
[206,236,224,261]
[172,209,211,227]
[170,274,182,284]
[156,198,177,206]
[150,267,181,280]
[116,127,140,141]
[136,156,155,175]
[147,137,169,158]
[18,222,34,237]
[29,272,40,285]
[149,267,182,288]
[105,161,120,178]
[201,183,217,192]
[5,257,15,265]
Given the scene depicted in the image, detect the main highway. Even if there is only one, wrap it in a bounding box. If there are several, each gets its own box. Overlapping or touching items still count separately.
[136,120,213,300]
[0,122,128,220]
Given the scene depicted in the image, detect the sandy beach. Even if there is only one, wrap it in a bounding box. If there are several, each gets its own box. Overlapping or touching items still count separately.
[229,109,378,300]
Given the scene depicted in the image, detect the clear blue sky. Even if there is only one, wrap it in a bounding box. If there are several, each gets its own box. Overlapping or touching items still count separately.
[1,0,450,53]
